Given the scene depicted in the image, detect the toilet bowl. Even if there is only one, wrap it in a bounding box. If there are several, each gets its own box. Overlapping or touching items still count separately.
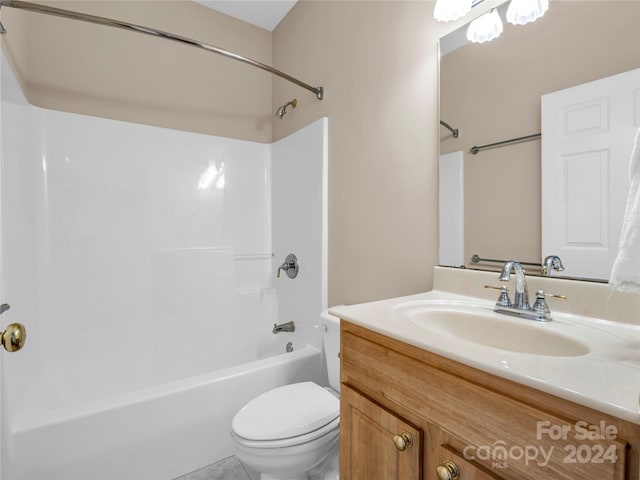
[231,310,341,480]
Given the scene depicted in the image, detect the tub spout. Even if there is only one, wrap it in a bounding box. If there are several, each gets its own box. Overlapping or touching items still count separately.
[272,321,295,334]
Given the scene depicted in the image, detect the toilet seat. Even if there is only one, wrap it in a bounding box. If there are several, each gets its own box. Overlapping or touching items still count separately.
[232,416,340,449]
[232,382,339,447]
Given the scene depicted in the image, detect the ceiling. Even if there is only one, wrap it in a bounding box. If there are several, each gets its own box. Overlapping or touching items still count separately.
[194,0,297,31]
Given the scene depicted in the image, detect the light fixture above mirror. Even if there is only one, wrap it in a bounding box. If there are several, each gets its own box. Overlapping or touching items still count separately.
[467,9,503,43]
[435,0,551,44]
[506,0,549,25]
[433,0,473,22]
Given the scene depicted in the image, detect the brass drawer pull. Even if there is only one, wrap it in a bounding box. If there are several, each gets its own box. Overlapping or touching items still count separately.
[436,461,459,480]
[393,432,413,451]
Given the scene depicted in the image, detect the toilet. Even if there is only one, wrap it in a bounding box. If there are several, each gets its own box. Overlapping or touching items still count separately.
[231,310,341,480]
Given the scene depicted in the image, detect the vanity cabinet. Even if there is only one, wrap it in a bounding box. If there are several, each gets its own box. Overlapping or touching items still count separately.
[340,320,639,480]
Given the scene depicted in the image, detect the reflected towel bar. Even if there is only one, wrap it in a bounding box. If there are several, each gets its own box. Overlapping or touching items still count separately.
[0,0,324,99]
[470,133,541,155]
[440,120,459,138]
[471,255,540,268]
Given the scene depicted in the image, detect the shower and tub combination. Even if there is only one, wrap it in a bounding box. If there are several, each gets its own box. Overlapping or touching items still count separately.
[0,3,329,479]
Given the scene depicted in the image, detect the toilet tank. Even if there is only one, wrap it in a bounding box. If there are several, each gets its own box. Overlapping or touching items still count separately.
[321,309,341,393]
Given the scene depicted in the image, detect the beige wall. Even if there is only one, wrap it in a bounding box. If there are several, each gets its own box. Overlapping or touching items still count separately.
[0,0,479,307]
[1,0,273,142]
[440,1,640,267]
[272,1,465,306]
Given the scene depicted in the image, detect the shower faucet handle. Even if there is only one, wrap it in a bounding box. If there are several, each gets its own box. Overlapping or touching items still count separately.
[277,254,299,279]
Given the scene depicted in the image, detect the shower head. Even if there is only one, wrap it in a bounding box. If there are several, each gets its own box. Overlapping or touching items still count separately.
[275,98,298,119]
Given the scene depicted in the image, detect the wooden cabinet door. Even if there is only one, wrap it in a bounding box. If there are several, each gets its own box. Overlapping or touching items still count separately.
[341,386,421,480]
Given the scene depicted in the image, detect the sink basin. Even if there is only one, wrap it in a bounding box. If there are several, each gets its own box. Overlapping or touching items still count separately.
[395,302,590,357]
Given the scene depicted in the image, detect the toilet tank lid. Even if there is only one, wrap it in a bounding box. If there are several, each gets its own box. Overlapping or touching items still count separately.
[232,382,339,441]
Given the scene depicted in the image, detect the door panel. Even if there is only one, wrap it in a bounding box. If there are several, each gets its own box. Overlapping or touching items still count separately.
[341,386,421,480]
[0,44,3,478]
[541,68,640,279]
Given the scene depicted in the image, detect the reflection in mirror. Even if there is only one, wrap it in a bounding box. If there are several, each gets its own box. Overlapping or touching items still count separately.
[439,1,640,281]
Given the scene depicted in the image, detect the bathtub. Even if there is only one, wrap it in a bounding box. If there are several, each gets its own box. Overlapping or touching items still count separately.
[4,344,324,480]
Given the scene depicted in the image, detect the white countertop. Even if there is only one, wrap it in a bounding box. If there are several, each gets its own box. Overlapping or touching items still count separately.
[330,289,640,425]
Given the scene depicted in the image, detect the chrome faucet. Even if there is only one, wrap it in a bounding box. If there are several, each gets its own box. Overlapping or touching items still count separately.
[499,261,529,309]
[542,255,565,276]
[486,261,567,322]
[272,321,295,334]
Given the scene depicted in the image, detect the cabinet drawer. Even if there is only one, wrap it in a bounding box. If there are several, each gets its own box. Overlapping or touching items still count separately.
[341,327,628,480]
[435,445,504,480]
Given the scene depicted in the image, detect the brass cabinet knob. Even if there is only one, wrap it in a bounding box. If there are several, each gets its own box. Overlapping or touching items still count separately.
[392,432,413,451]
[1,323,26,352]
[436,461,460,480]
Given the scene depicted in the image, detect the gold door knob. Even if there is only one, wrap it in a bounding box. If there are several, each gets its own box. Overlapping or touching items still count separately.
[1,323,26,352]
[436,461,459,480]
[393,432,413,451]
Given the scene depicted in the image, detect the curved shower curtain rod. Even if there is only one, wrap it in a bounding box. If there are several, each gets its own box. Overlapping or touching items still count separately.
[0,0,324,100]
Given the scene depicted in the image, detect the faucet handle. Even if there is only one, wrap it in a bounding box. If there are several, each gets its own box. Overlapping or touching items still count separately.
[535,290,567,301]
[276,254,299,279]
[484,285,511,308]
[531,290,567,319]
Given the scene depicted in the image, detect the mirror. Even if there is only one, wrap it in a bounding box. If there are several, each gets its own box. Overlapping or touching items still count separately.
[438,0,640,281]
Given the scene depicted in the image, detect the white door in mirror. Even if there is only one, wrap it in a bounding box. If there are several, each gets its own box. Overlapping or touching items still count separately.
[541,68,640,280]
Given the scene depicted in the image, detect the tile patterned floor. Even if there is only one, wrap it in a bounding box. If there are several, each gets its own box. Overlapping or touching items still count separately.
[174,456,260,480]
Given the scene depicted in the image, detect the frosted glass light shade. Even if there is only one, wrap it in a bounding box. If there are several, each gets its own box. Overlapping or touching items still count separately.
[466,9,503,43]
[434,0,472,22]
[506,0,549,25]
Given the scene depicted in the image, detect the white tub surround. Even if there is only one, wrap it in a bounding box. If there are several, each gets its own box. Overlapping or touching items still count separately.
[271,117,329,351]
[1,54,329,479]
[330,266,640,424]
